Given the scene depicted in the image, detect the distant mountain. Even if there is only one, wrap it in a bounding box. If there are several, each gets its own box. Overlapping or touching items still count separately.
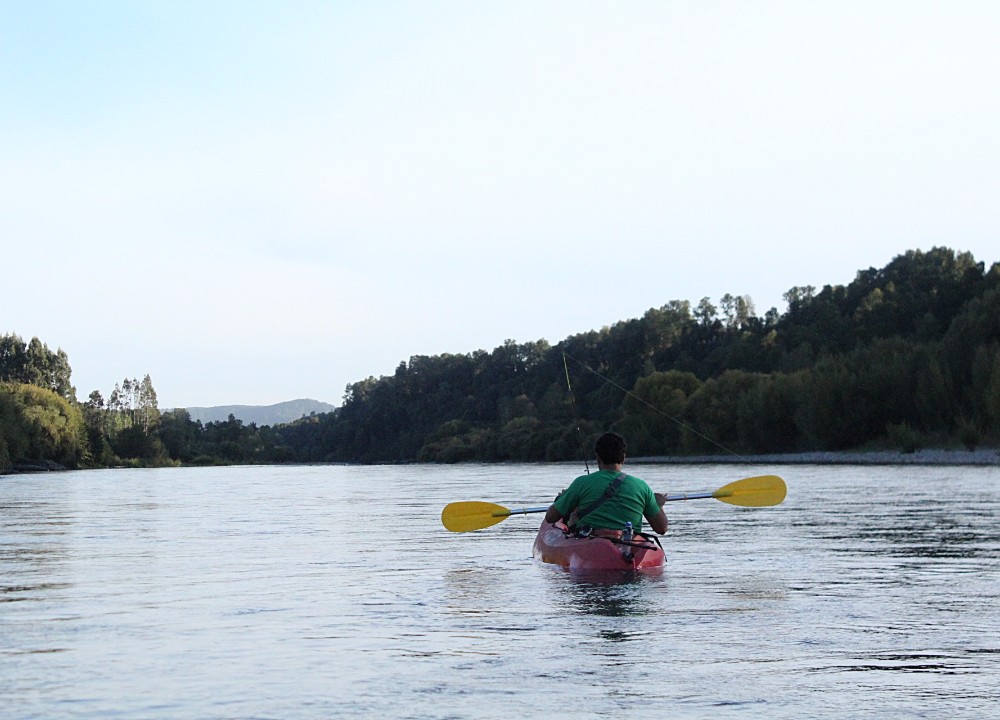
[179,399,336,427]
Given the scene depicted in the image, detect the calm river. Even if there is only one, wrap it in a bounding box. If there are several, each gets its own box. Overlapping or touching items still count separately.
[2,463,999,719]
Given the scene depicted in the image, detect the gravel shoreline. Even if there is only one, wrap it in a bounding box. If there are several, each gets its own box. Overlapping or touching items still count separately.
[631,448,1000,466]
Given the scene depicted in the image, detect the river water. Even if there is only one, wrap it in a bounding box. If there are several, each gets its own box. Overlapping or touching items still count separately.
[2,463,998,719]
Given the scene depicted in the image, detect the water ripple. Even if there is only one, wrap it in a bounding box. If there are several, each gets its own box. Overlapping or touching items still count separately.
[1,464,998,718]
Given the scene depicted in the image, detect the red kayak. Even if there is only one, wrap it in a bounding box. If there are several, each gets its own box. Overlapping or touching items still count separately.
[532,521,665,572]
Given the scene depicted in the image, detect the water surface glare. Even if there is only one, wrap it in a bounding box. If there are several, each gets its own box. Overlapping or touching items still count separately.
[2,464,998,718]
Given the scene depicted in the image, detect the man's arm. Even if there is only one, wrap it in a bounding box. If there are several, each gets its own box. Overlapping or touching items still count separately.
[645,492,669,534]
[544,504,563,524]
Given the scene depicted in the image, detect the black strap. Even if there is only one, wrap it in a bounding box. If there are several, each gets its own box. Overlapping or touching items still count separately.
[575,472,626,524]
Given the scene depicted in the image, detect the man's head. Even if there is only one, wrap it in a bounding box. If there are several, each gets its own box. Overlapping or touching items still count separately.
[594,432,627,465]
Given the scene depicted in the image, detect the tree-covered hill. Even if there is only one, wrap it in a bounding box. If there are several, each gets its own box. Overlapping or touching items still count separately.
[3,247,998,471]
[179,399,336,427]
[278,247,999,463]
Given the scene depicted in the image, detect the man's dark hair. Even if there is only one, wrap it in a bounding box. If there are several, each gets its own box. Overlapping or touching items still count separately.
[595,432,627,465]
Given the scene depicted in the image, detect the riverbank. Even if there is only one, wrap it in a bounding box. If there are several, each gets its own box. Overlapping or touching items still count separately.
[632,447,1000,466]
[4,460,69,474]
[5,447,999,475]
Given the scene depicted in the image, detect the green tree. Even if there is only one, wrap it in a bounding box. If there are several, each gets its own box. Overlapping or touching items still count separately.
[941,285,1000,422]
[683,370,764,453]
[157,409,201,462]
[89,375,166,464]
[912,347,954,433]
[137,374,161,431]
[81,390,115,465]
[853,247,985,342]
[493,416,544,461]
[417,420,483,463]
[984,345,1000,432]
[0,334,75,399]
[720,293,755,329]
[622,370,701,455]
[0,383,87,467]
[792,361,856,450]
[736,372,804,453]
[1,387,23,472]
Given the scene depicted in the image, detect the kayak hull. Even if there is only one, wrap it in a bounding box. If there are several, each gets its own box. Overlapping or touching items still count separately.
[532,521,665,572]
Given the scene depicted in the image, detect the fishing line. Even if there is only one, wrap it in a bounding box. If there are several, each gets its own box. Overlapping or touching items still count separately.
[562,352,591,474]
[561,351,750,463]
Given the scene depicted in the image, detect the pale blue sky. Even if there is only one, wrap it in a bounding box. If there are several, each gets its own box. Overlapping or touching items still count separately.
[3,1,999,408]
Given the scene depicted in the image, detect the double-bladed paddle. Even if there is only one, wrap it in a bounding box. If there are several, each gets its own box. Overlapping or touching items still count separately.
[440,474,786,533]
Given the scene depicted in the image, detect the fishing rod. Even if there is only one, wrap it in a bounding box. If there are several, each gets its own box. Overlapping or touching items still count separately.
[562,352,591,474]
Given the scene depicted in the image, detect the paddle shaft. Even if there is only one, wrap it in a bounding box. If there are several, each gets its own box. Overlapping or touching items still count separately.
[492,492,720,515]
[491,487,752,516]
[663,491,716,502]
[499,505,549,517]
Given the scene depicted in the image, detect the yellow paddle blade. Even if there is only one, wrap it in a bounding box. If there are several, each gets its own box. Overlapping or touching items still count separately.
[712,475,787,507]
[441,501,511,532]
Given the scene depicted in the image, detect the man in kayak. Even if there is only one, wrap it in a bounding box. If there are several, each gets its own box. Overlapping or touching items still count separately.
[544,432,668,535]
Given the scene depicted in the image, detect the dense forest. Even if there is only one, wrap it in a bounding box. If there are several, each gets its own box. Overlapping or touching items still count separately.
[2,247,998,472]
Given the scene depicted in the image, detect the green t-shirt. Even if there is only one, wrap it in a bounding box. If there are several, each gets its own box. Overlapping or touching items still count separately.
[551,469,660,532]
